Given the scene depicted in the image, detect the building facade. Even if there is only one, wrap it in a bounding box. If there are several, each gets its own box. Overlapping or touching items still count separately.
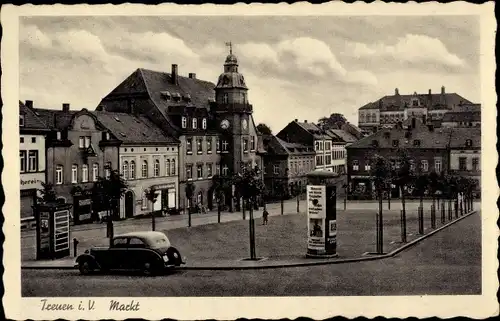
[97,49,263,211]
[441,103,481,128]
[346,118,452,200]
[93,111,180,218]
[19,100,50,228]
[449,127,481,191]
[35,105,120,222]
[358,87,474,133]
[262,135,315,198]
[325,128,359,174]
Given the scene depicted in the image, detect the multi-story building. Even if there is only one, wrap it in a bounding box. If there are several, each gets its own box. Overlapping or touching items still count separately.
[449,127,481,191]
[34,105,120,221]
[325,128,359,174]
[346,117,452,199]
[358,87,474,133]
[96,48,263,211]
[19,100,50,228]
[262,135,315,198]
[277,119,335,172]
[93,111,180,218]
[441,103,481,128]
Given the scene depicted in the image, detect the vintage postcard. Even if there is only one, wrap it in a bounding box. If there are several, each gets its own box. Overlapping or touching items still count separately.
[1,2,498,320]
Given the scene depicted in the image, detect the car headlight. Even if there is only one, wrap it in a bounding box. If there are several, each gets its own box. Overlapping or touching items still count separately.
[163,255,169,262]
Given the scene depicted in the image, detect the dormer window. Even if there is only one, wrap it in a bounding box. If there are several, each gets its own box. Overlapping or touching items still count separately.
[465,139,473,147]
[392,140,399,147]
[371,140,379,147]
[56,131,62,140]
[161,91,171,100]
[192,118,197,129]
[222,93,228,104]
[412,99,419,107]
[183,93,192,102]
[202,118,207,129]
[413,139,421,147]
[173,93,181,101]
[181,116,187,129]
[19,114,25,127]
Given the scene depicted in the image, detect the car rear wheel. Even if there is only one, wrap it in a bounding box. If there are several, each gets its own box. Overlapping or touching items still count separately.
[142,262,156,276]
[79,261,93,275]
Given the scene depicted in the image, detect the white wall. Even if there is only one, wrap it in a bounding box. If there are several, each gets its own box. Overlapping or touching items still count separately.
[20,133,46,192]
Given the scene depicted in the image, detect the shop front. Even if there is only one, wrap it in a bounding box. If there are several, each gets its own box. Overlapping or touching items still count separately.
[20,172,44,220]
[151,182,177,212]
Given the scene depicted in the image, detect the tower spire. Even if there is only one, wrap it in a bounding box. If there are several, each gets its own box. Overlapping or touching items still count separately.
[225,41,233,55]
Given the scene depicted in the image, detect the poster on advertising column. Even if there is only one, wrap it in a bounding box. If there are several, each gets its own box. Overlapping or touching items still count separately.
[307,185,326,251]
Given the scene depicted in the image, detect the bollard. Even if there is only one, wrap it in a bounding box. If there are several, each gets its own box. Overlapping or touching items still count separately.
[454,201,458,218]
[431,205,436,229]
[448,202,452,221]
[73,238,79,257]
[418,206,424,235]
[460,200,464,216]
[441,203,445,224]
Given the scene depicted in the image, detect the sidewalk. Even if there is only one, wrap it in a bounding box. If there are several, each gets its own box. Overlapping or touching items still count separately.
[22,204,479,270]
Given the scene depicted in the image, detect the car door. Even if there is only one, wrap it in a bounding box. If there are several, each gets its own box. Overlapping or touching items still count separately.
[126,237,151,270]
[106,237,129,270]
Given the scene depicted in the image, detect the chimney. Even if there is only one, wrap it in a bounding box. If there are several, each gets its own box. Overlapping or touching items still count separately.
[304,120,308,123]
[188,73,196,79]
[294,119,298,122]
[62,103,70,112]
[441,86,445,94]
[25,100,33,109]
[395,88,399,95]
[171,64,179,85]
[428,89,431,95]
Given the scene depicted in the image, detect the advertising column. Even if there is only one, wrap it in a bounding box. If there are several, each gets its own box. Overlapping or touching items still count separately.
[306,184,337,258]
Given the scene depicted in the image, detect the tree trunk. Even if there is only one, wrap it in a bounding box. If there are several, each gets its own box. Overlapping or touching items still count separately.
[249,200,256,260]
[296,193,300,213]
[217,200,221,223]
[401,186,407,243]
[151,203,156,231]
[188,198,192,227]
[378,190,384,254]
[388,189,391,210]
[281,197,284,215]
[242,199,246,220]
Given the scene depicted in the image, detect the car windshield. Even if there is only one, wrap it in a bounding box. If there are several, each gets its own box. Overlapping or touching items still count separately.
[146,235,171,249]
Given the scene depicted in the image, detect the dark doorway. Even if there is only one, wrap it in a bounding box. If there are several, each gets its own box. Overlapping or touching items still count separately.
[125,191,134,218]
[208,189,214,211]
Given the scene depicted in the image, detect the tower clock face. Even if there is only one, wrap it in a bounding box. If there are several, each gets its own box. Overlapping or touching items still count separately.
[242,119,248,130]
[220,119,230,129]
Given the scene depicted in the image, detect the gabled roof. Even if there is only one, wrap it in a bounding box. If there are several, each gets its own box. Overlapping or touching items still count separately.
[347,118,453,150]
[359,91,473,111]
[92,111,178,145]
[327,129,358,143]
[442,111,481,123]
[19,101,50,131]
[264,135,315,156]
[33,108,80,130]
[449,127,481,148]
[295,121,331,140]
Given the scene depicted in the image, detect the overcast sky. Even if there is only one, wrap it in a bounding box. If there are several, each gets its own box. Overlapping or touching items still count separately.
[19,15,480,133]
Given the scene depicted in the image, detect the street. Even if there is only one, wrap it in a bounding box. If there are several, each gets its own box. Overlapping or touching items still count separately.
[21,211,481,296]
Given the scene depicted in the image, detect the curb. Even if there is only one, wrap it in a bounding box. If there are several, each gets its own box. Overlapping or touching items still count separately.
[21,210,477,271]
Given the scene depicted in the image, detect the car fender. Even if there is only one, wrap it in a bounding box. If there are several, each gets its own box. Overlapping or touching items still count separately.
[76,254,101,269]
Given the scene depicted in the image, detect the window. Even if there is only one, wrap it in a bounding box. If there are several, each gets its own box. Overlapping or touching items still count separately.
[129,161,135,179]
[20,151,27,173]
[222,164,229,176]
[216,139,221,153]
[472,157,479,171]
[93,163,99,181]
[421,160,428,172]
[392,140,399,147]
[79,136,85,148]
[202,118,207,129]
[181,117,187,129]
[250,136,256,151]
[207,137,213,153]
[316,155,324,166]
[207,163,213,177]
[166,159,171,176]
[434,158,442,173]
[410,160,416,171]
[142,192,148,210]
[19,115,25,126]
[128,238,146,248]
[365,160,371,171]
[171,159,176,175]
[192,118,197,129]
[216,163,221,176]
[122,161,128,180]
[395,160,401,169]
[324,154,332,165]
[20,137,24,144]
[465,139,473,147]
[84,136,91,148]
[56,165,64,185]
[459,157,467,171]
[352,160,359,171]
[243,138,249,153]
[197,164,203,179]
[142,160,148,178]
[72,164,78,183]
[81,164,89,182]
[412,100,419,107]
[413,140,421,147]
[325,141,331,151]
[105,162,111,179]
[197,138,203,154]
[186,164,193,180]
[197,191,203,205]
[31,137,36,143]
[186,138,193,154]
[222,93,228,104]
[154,159,160,177]
[222,140,229,152]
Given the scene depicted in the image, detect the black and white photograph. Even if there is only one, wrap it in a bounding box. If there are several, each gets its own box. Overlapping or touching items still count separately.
[1,2,497,320]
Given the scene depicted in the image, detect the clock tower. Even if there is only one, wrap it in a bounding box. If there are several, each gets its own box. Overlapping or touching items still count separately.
[213,42,258,176]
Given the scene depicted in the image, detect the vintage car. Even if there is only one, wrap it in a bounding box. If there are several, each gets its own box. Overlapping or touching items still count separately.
[76,231,186,276]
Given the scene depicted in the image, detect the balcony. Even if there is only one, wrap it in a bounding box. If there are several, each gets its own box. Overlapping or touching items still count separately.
[210,102,253,113]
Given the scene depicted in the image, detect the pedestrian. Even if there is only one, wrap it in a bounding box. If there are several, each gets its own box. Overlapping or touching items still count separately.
[262,209,269,225]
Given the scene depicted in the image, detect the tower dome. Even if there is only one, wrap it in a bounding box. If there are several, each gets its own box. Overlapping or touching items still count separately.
[214,42,249,105]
